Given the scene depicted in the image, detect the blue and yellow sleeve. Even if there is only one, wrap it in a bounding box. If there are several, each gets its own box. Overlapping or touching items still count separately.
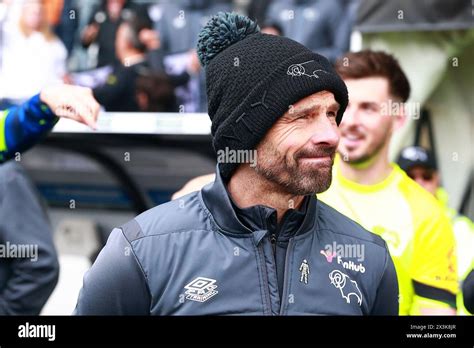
[0,94,58,163]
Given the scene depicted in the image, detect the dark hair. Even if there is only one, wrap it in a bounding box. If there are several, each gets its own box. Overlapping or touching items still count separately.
[121,9,153,52]
[135,71,177,112]
[335,50,410,102]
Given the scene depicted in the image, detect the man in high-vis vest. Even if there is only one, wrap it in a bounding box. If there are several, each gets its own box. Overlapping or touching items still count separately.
[319,50,458,315]
[397,145,474,315]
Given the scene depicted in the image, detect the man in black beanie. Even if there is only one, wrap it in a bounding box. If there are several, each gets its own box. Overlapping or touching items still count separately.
[75,12,398,315]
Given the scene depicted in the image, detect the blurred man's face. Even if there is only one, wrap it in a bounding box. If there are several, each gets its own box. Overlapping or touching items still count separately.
[115,23,128,61]
[338,77,400,165]
[254,91,340,195]
[406,165,439,195]
[107,0,126,19]
[22,1,43,31]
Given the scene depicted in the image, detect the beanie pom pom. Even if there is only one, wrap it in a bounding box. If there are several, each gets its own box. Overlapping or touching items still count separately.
[197,12,260,67]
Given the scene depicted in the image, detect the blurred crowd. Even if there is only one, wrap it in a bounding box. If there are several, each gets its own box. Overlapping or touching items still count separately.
[0,0,356,112]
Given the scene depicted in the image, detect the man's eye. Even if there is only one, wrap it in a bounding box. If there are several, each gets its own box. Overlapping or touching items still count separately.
[327,111,337,118]
[362,104,377,112]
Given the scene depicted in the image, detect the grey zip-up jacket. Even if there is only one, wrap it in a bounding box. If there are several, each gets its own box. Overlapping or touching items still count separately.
[0,162,59,315]
[75,167,398,315]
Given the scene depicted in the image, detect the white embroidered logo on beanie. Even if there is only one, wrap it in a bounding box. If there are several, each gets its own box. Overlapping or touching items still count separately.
[287,60,328,78]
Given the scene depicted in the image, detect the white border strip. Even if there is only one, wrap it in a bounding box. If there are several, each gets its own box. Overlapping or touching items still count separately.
[52,112,212,135]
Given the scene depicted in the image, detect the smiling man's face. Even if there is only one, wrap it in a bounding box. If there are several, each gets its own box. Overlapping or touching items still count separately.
[338,77,398,165]
[254,90,340,195]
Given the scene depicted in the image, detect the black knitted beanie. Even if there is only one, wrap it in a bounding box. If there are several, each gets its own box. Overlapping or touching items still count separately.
[197,12,348,179]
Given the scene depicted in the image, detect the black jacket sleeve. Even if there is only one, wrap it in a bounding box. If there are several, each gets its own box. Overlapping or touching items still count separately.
[463,268,474,314]
[74,228,151,315]
[0,162,59,315]
[370,248,399,315]
[92,67,132,111]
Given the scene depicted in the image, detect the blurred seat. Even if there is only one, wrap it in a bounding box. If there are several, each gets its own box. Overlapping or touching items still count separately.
[41,218,101,315]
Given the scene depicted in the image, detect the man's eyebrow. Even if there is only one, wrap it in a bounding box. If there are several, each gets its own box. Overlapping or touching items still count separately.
[290,102,340,117]
[360,101,379,107]
[291,104,321,117]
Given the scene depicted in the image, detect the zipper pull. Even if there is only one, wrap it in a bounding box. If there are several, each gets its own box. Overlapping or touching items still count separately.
[269,234,277,256]
[270,234,276,244]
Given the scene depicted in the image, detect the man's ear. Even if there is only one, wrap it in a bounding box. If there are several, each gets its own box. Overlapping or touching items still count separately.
[393,100,407,131]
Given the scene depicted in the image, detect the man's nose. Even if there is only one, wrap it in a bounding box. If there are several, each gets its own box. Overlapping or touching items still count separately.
[340,105,359,128]
[308,115,340,147]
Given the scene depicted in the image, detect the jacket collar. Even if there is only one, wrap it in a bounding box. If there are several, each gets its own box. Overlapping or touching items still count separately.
[201,165,318,238]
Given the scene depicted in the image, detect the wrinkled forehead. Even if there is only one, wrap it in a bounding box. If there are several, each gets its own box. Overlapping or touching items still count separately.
[291,91,339,113]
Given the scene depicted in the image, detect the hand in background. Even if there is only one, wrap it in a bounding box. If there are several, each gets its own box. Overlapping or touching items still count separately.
[40,85,100,129]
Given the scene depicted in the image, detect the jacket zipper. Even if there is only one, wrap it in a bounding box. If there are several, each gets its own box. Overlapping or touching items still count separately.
[270,215,292,314]
[270,214,286,258]
[270,233,277,256]
[279,238,293,315]
[257,242,273,315]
